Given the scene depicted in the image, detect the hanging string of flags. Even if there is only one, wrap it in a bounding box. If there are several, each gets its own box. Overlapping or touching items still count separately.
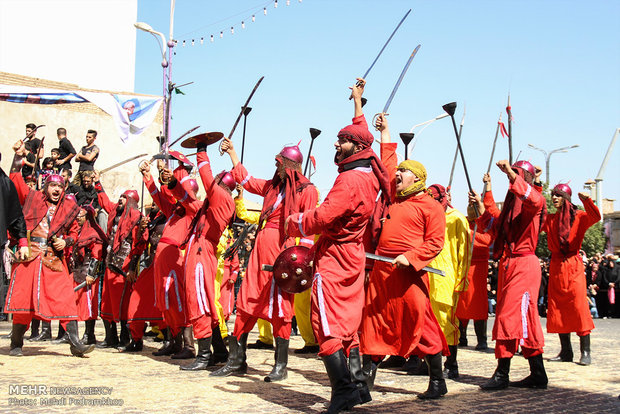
[175,0,302,48]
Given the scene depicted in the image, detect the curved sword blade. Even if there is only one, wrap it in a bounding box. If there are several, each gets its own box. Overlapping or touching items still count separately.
[363,9,412,79]
[383,44,421,114]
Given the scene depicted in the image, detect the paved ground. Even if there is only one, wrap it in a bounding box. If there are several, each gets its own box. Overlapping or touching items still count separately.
[0,316,618,413]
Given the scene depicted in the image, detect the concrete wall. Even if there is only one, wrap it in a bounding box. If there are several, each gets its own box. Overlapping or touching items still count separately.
[0,72,161,203]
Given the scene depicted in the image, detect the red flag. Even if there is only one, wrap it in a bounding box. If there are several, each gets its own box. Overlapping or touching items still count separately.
[498,121,509,138]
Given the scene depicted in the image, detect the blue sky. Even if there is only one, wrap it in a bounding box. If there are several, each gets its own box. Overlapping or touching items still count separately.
[135,0,620,211]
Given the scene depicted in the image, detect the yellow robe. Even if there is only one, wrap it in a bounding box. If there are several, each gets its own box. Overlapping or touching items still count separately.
[429,207,471,345]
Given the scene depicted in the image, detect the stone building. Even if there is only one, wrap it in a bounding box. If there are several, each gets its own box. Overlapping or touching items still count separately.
[0,71,161,203]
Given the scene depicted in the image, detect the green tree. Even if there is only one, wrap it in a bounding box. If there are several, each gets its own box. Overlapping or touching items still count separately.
[536,184,553,258]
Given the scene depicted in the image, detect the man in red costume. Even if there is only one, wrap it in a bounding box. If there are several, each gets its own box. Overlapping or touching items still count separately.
[212,137,317,382]
[93,171,147,349]
[471,159,548,390]
[5,141,94,357]
[120,209,166,353]
[284,79,388,412]
[543,183,600,366]
[71,206,106,345]
[177,140,236,371]
[139,160,200,359]
[456,196,495,351]
[361,113,449,400]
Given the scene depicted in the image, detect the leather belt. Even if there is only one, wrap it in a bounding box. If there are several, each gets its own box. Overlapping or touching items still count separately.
[30,236,48,244]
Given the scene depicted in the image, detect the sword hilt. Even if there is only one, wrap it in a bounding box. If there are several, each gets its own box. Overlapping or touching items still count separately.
[372,113,389,131]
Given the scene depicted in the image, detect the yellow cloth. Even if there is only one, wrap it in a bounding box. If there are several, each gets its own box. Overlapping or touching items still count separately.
[215,227,232,337]
[235,197,260,225]
[258,319,273,345]
[294,288,317,346]
[429,207,471,344]
[396,160,427,197]
[431,293,461,346]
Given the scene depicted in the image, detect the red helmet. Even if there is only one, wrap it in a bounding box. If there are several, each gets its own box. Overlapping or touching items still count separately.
[186,178,199,194]
[65,194,77,203]
[512,160,536,176]
[552,183,572,200]
[216,171,236,191]
[44,174,64,186]
[277,144,303,164]
[122,189,140,203]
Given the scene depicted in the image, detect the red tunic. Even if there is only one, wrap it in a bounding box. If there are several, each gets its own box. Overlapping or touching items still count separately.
[456,223,494,320]
[5,173,80,320]
[477,176,545,350]
[232,163,317,322]
[72,221,104,321]
[183,152,235,331]
[145,172,200,332]
[286,163,379,343]
[360,142,448,358]
[543,196,600,333]
[97,191,147,322]
[220,251,240,321]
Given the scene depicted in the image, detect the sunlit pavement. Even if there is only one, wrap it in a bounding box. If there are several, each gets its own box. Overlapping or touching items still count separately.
[1,316,618,413]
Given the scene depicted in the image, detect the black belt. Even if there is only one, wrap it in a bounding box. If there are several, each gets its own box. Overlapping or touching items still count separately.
[31,237,48,244]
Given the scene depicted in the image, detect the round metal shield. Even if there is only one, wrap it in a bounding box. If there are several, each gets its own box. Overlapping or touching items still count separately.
[180,132,224,148]
[272,245,314,294]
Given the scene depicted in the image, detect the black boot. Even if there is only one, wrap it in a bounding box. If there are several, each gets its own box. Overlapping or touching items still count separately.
[378,355,406,369]
[294,344,320,354]
[96,320,119,348]
[152,328,174,356]
[247,339,273,349]
[119,320,130,347]
[210,333,248,377]
[29,320,52,342]
[171,327,195,359]
[474,320,488,350]
[322,349,362,413]
[362,354,378,392]
[407,356,428,376]
[119,339,144,352]
[27,318,40,340]
[209,328,229,366]
[510,354,548,389]
[418,352,448,399]
[264,337,289,382]
[480,358,511,390]
[66,320,95,357]
[458,320,468,347]
[443,345,459,379]
[577,334,591,366]
[52,323,70,344]
[82,320,97,345]
[548,333,573,362]
[180,337,213,371]
[10,323,28,356]
[347,347,372,404]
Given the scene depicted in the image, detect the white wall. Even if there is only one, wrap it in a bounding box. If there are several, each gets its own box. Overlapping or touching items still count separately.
[0,0,137,92]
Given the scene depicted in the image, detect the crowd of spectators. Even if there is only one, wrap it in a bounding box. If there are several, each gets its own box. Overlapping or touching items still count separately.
[485,252,620,320]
